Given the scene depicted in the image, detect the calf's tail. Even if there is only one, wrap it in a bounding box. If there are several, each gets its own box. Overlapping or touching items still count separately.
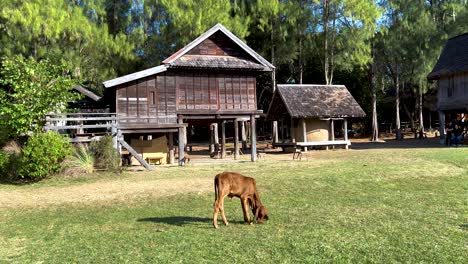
[214,175,219,201]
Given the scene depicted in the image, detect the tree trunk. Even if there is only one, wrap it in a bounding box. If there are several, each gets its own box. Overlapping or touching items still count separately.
[370,60,379,142]
[395,65,401,140]
[323,0,330,85]
[419,86,424,132]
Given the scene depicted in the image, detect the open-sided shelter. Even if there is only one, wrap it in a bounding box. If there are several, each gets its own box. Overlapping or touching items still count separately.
[102,23,274,165]
[427,33,468,140]
[268,84,365,150]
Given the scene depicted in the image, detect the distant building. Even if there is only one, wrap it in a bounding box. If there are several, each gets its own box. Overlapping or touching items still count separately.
[427,33,468,141]
[267,84,365,151]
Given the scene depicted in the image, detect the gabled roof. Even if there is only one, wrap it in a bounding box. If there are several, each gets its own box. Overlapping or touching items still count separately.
[276,84,366,118]
[73,85,101,101]
[162,23,274,71]
[428,33,468,80]
[103,65,167,88]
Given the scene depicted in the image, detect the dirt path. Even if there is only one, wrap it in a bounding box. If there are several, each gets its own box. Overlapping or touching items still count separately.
[0,177,212,209]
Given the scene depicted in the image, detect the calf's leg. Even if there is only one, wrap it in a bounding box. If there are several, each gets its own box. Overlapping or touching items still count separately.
[213,199,220,229]
[241,198,252,224]
[219,197,229,226]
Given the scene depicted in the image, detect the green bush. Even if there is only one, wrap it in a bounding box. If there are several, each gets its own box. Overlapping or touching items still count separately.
[89,135,120,172]
[18,131,72,180]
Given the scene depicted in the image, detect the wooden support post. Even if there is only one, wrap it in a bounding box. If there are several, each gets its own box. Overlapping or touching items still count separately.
[272,121,278,144]
[178,127,185,166]
[344,119,349,150]
[438,111,445,144]
[112,125,118,150]
[221,121,226,159]
[302,118,308,152]
[209,123,215,155]
[331,119,335,149]
[290,117,296,143]
[214,123,219,152]
[178,117,185,166]
[168,132,175,164]
[241,121,247,151]
[281,119,285,143]
[117,129,122,155]
[250,114,257,162]
[234,120,239,159]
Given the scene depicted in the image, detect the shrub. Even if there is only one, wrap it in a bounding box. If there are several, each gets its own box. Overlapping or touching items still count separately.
[0,150,10,179]
[89,135,120,172]
[0,141,22,181]
[61,144,95,176]
[18,131,72,180]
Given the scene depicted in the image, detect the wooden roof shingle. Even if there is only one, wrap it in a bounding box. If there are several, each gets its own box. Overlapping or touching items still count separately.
[428,33,468,80]
[276,84,366,118]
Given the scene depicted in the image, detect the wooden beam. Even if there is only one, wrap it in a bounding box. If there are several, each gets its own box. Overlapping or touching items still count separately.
[121,129,178,134]
[118,139,153,171]
[250,114,257,162]
[234,120,239,159]
[221,121,226,159]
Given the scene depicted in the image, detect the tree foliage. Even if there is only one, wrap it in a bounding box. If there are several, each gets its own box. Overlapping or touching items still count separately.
[0,0,136,94]
[0,56,80,137]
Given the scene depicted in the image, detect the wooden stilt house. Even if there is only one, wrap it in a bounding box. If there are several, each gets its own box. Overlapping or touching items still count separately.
[101,23,274,165]
[427,33,468,143]
[268,84,365,151]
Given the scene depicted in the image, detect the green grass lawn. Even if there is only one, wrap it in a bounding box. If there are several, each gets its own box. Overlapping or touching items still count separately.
[0,147,467,263]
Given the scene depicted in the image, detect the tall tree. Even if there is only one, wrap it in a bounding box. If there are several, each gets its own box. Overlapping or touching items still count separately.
[0,0,136,94]
[312,0,381,85]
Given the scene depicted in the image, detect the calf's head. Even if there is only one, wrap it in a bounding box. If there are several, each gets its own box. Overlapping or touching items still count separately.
[254,205,269,224]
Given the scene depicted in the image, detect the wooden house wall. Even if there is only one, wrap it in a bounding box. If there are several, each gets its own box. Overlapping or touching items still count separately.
[187,32,247,58]
[176,72,256,112]
[437,73,468,110]
[116,72,176,124]
[115,70,257,123]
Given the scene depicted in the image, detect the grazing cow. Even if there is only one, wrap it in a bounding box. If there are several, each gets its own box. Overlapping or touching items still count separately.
[213,172,268,229]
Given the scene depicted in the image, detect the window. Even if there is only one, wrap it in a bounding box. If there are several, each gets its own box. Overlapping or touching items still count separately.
[447,77,454,97]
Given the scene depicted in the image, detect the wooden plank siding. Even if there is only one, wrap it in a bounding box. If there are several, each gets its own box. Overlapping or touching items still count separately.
[187,31,246,57]
[176,72,256,112]
[115,70,257,126]
[116,72,177,126]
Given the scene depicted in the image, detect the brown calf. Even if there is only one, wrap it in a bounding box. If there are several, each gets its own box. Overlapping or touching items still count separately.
[213,172,268,229]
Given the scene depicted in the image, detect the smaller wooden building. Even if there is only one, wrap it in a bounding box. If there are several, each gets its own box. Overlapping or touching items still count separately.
[268,84,365,150]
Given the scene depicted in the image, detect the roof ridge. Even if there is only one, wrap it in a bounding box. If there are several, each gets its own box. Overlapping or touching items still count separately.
[448,32,468,40]
[162,23,274,70]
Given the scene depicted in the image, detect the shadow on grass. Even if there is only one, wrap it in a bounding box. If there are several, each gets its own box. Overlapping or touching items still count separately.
[137,216,246,227]
[137,216,212,226]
